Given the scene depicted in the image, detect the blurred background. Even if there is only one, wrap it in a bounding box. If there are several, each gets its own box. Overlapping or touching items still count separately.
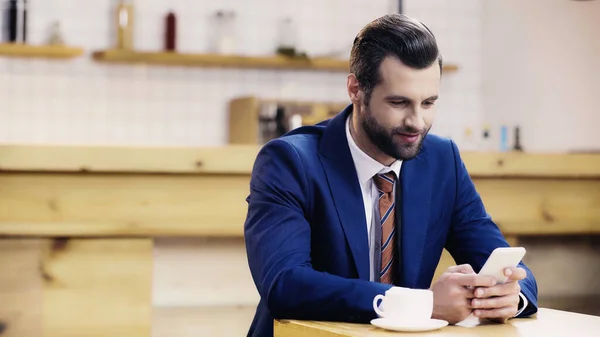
[0,0,598,336]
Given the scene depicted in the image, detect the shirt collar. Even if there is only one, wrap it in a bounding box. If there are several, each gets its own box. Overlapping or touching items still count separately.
[346,115,402,184]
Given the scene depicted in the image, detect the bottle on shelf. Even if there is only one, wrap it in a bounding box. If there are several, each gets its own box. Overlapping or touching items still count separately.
[500,125,509,152]
[3,0,17,42]
[479,124,493,152]
[21,0,26,42]
[3,0,26,43]
[461,126,477,151]
[164,11,177,52]
[116,0,134,50]
[513,126,524,152]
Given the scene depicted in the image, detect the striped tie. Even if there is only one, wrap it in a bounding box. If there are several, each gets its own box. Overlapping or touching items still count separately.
[374,172,397,285]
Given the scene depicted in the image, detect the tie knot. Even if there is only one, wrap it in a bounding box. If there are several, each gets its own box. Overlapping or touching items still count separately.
[374,172,396,193]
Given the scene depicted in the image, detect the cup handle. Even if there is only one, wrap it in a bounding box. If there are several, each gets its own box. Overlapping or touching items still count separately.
[373,294,385,317]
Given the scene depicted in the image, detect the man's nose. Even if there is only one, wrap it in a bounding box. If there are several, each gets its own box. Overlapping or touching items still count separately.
[404,111,425,131]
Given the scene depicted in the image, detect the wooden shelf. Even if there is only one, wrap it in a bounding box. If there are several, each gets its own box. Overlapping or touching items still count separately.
[92,49,350,71]
[92,49,459,73]
[0,43,84,59]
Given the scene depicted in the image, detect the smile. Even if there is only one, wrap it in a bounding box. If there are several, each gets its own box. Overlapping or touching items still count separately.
[396,133,420,143]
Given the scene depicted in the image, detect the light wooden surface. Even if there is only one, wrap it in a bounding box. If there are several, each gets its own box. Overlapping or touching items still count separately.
[0,173,596,237]
[459,151,600,178]
[0,239,42,337]
[0,144,598,178]
[0,238,152,337]
[475,179,600,235]
[41,239,152,337]
[0,144,260,175]
[0,145,595,336]
[0,43,84,59]
[229,97,261,144]
[92,49,353,71]
[92,49,459,73]
[274,308,600,337]
[0,173,249,237]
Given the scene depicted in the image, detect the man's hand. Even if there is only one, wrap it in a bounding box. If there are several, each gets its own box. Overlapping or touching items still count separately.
[470,267,527,323]
[430,264,497,324]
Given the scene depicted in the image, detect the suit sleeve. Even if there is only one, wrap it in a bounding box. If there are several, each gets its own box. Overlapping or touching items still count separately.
[445,140,539,318]
[243,139,392,323]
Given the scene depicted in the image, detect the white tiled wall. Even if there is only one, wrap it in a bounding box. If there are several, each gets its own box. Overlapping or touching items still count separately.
[403,0,483,146]
[481,0,600,153]
[0,0,482,148]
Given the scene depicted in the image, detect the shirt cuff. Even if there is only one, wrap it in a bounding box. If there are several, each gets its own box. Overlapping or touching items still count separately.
[514,292,528,317]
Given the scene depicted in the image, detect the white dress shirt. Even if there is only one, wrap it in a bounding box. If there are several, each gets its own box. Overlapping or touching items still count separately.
[344,115,528,316]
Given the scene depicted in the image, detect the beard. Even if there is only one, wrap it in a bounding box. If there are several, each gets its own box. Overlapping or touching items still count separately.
[360,105,430,161]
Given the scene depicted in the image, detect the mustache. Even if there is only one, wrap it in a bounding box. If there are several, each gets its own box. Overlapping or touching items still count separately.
[391,126,425,135]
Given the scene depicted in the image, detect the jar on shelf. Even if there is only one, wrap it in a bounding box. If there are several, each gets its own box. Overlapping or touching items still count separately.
[277,17,297,51]
[213,10,236,54]
[46,20,65,45]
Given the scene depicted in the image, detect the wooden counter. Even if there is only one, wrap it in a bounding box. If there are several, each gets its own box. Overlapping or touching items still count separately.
[0,145,598,336]
[274,308,600,337]
[0,144,598,177]
[0,145,598,238]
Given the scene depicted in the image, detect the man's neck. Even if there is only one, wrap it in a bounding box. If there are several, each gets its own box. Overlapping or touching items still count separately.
[349,110,396,167]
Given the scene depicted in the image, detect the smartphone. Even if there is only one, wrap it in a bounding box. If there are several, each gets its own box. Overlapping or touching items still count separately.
[478,247,526,284]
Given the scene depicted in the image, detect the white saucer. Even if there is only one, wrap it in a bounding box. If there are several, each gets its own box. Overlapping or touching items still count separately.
[370,318,448,332]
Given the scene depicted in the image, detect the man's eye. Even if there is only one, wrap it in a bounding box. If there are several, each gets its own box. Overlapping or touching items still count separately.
[423,101,435,106]
[391,101,407,106]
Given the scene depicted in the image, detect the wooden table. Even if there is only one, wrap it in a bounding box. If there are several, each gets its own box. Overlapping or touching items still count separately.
[274,308,600,336]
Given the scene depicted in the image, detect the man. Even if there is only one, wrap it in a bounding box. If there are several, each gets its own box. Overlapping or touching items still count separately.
[243,13,538,337]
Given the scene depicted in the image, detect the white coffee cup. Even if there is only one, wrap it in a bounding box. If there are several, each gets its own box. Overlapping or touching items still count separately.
[373,287,433,322]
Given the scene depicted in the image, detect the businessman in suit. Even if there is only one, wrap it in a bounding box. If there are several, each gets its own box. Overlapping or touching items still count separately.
[243,13,538,337]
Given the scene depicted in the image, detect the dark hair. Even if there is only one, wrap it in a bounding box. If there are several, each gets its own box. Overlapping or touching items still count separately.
[349,14,442,106]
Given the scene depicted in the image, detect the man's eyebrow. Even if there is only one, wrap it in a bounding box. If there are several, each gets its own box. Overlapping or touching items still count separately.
[383,95,439,101]
[384,95,411,101]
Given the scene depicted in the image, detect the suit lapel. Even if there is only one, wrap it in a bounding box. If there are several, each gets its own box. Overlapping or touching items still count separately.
[318,106,370,281]
[398,151,432,288]
[317,105,434,284]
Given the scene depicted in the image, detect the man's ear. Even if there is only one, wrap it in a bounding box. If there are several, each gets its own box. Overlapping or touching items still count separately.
[347,74,362,105]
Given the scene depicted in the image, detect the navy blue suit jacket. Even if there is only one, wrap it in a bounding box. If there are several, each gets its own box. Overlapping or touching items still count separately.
[243,105,538,337]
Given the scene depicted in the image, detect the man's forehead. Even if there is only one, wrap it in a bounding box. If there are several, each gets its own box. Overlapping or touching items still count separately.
[379,57,440,82]
[377,57,440,95]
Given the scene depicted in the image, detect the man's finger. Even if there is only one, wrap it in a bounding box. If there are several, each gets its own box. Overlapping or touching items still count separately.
[473,306,517,320]
[461,285,476,299]
[474,282,520,298]
[471,294,520,309]
[504,267,527,281]
[454,273,497,287]
[447,264,475,274]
